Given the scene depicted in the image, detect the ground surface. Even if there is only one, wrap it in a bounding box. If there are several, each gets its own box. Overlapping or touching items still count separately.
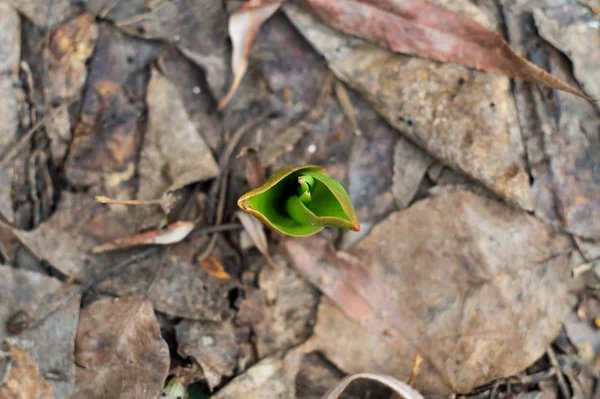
[0,0,599,398]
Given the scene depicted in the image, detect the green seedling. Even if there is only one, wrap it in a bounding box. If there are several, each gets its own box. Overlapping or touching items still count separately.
[237,165,360,237]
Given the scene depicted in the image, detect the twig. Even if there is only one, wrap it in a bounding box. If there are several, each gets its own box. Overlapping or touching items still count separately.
[547,347,570,399]
[407,355,423,386]
[334,80,362,136]
[198,117,264,262]
[94,195,163,206]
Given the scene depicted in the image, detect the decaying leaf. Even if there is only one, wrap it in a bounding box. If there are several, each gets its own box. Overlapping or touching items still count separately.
[7,0,80,29]
[0,342,54,399]
[0,267,81,398]
[85,0,229,100]
[92,221,197,253]
[219,0,284,110]
[176,320,238,390]
[46,13,98,164]
[284,2,535,211]
[234,210,275,266]
[284,191,573,393]
[0,2,21,223]
[392,138,433,209]
[302,0,590,99]
[64,25,159,196]
[73,297,170,398]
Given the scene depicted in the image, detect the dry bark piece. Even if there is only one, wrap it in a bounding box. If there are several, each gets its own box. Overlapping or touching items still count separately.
[73,297,170,398]
[0,267,81,398]
[283,191,572,393]
[502,1,600,240]
[0,343,54,399]
[176,320,238,390]
[302,0,590,99]
[284,2,534,211]
[0,3,21,223]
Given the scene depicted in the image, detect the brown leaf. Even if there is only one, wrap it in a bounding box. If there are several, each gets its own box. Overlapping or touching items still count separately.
[303,0,591,99]
[392,137,433,209]
[210,352,303,399]
[64,25,159,196]
[7,0,79,29]
[283,191,573,393]
[45,13,98,165]
[176,320,237,390]
[534,5,600,101]
[236,258,319,358]
[0,343,54,399]
[73,297,170,398]
[92,221,197,253]
[285,2,535,210]
[219,0,283,110]
[0,267,81,398]
[85,0,229,100]
[0,2,21,223]
[200,256,232,280]
[238,146,267,188]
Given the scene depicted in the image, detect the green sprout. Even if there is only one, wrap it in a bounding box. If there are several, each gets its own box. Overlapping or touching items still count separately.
[237,165,360,237]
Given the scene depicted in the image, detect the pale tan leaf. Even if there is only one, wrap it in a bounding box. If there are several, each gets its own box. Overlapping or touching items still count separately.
[0,343,54,399]
[218,0,283,110]
[234,210,276,267]
[322,373,425,399]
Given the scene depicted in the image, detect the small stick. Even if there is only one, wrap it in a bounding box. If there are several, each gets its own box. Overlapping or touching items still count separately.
[547,347,570,399]
[407,354,423,386]
[94,196,163,206]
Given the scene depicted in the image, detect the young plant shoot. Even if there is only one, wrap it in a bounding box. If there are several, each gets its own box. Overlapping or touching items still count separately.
[237,165,360,237]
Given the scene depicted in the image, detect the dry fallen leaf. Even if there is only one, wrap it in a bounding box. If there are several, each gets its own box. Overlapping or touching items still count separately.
[302,0,590,99]
[176,320,238,390]
[322,373,425,399]
[0,342,54,399]
[7,0,79,29]
[284,190,573,393]
[236,258,319,358]
[200,256,232,280]
[234,211,276,267]
[284,1,534,211]
[92,221,197,253]
[0,267,81,398]
[73,297,170,398]
[219,0,284,110]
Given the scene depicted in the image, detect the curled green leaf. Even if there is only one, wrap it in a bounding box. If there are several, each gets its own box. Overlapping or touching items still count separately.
[237,165,360,237]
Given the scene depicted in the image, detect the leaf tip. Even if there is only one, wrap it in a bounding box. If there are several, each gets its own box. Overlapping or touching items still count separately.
[352,224,360,232]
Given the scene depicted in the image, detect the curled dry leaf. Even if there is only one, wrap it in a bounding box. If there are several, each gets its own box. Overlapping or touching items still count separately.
[92,221,197,253]
[234,210,275,267]
[73,297,170,398]
[0,343,54,399]
[219,0,283,110]
[303,0,591,99]
[322,373,424,399]
[283,191,572,393]
[200,256,232,280]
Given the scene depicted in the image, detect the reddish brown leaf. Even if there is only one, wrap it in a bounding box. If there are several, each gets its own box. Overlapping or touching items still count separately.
[303,0,591,99]
[219,0,283,110]
[200,256,232,280]
[92,221,197,253]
